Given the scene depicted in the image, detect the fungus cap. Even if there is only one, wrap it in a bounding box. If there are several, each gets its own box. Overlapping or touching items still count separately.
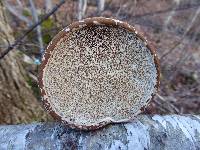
[38,17,160,130]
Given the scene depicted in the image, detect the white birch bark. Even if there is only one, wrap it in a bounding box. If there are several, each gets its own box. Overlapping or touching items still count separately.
[97,0,105,14]
[45,0,52,13]
[0,115,200,150]
[29,0,44,56]
[78,0,87,20]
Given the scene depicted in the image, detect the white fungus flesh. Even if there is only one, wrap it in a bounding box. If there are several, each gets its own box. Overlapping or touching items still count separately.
[42,25,158,127]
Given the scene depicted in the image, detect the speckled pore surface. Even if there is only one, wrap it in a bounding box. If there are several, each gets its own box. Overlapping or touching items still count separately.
[42,25,157,127]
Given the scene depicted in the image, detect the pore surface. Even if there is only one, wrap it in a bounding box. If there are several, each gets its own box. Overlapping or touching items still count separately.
[43,25,157,126]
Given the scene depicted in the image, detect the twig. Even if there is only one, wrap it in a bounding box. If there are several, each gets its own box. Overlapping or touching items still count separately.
[156,93,179,113]
[163,0,180,31]
[0,0,66,60]
[131,2,200,19]
[16,0,23,7]
[119,2,200,42]
[28,72,38,82]
[4,1,32,26]
[115,2,123,18]
[160,6,200,61]
[160,39,184,61]
[97,0,105,15]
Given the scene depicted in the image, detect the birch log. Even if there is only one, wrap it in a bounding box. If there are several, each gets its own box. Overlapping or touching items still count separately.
[0,115,200,150]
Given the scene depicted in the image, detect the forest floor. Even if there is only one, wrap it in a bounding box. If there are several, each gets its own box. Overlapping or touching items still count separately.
[7,0,200,116]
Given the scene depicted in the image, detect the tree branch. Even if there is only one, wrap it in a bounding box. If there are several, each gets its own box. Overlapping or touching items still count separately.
[4,1,32,26]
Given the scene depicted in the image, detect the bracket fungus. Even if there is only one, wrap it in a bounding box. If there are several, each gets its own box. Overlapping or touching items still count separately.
[38,17,160,130]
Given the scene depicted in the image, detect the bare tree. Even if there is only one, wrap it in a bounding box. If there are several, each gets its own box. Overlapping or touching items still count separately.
[0,0,66,60]
[78,0,87,20]
[45,0,53,13]
[29,0,44,57]
[97,0,105,14]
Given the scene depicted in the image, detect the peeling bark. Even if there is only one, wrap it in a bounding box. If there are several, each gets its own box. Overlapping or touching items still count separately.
[0,115,199,150]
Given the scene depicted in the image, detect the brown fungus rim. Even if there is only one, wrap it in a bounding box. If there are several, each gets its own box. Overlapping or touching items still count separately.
[38,17,160,130]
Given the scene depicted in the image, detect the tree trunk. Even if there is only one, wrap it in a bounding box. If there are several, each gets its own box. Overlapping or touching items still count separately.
[78,0,87,20]
[97,0,105,14]
[0,115,199,150]
[0,1,49,124]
